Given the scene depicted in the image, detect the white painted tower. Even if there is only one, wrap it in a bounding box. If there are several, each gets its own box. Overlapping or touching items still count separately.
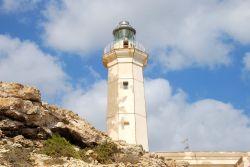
[103,21,149,151]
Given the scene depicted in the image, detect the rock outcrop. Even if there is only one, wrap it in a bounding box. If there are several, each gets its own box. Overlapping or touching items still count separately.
[0,82,107,147]
[0,82,189,167]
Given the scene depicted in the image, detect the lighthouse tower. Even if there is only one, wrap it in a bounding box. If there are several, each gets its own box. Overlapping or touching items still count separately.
[103,21,149,151]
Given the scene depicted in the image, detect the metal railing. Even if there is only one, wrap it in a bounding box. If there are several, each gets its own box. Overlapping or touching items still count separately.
[104,40,146,54]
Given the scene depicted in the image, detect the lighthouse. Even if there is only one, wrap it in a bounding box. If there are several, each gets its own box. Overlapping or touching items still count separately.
[103,21,149,151]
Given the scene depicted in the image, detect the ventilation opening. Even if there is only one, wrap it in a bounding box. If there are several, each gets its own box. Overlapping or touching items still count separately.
[123,81,128,89]
[123,40,128,48]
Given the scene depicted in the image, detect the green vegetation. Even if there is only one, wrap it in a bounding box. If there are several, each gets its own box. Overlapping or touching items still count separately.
[41,134,120,164]
[40,133,80,159]
[89,140,119,164]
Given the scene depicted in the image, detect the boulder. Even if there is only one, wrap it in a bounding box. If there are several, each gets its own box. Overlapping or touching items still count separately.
[0,82,41,102]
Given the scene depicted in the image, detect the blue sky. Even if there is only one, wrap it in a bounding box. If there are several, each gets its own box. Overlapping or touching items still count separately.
[1,0,250,151]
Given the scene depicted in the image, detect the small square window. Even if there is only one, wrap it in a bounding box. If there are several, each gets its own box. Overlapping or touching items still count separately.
[123,81,128,89]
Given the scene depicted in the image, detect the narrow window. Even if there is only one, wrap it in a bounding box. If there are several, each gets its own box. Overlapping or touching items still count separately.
[123,81,128,89]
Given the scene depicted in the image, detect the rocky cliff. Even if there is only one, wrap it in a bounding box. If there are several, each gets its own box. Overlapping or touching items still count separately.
[0,82,189,167]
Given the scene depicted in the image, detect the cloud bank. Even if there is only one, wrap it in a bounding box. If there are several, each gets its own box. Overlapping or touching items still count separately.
[42,0,250,70]
[146,79,250,151]
[0,34,68,99]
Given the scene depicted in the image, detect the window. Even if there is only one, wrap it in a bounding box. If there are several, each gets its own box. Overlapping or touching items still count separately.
[123,121,130,125]
[123,81,128,89]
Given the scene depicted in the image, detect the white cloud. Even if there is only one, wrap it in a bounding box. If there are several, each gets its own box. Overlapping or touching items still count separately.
[62,80,107,131]
[0,0,40,13]
[0,34,69,99]
[146,78,250,151]
[42,0,250,70]
[62,78,250,151]
[217,0,250,44]
[242,52,250,80]
[243,52,250,71]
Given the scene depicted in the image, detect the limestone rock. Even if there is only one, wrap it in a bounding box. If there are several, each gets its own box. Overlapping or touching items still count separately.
[43,103,108,147]
[0,129,4,138]
[0,82,108,147]
[115,140,144,156]
[13,135,34,147]
[176,161,190,167]
[85,149,94,156]
[0,82,41,102]
[164,159,189,167]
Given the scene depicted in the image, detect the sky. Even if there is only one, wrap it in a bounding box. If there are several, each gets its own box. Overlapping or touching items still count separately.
[0,0,250,152]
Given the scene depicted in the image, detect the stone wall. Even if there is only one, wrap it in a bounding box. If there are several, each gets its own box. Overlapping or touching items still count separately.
[157,152,250,167]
